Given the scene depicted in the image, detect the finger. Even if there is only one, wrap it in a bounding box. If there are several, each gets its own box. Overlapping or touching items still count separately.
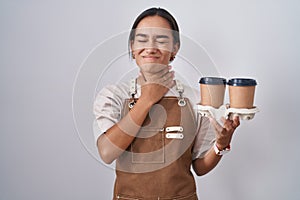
[221,116,238,131]
[150,70,173,84]
[159,65,171,75]
[218,116,230,132]
[162,70,174,82]
[232,116,240,129]
[150,67,170,80]
[209,117,223,133]
[220,116,226,124]
[223,120,234,132]
[142,71,173,88]
[161,71,175,86]
[165,79,175,89]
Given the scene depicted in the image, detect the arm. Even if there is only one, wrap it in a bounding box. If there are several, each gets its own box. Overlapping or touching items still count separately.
[97,67,175,164]
[97,96,153,164]
[192,116,240,176]
[192,146,222,176]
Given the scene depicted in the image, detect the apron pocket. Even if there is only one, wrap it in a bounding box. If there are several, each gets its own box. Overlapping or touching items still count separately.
[131,128,164,164]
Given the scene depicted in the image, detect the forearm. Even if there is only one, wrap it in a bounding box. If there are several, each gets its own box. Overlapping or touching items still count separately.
[192,146,222,176]
[97,97,153,164]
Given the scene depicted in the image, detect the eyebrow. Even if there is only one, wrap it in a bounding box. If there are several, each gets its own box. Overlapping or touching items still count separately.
[135,33,170,39]
[135,33,148,38]
[155,35,170,39]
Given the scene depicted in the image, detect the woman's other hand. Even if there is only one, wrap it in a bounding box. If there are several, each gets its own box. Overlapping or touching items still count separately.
[209,116,240,149]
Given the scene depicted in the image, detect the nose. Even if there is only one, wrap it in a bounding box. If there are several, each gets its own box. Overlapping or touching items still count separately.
[145,47,158,54]
[145,38,159,52]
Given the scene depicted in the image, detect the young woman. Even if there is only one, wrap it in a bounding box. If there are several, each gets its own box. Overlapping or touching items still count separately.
[94,7,239,200]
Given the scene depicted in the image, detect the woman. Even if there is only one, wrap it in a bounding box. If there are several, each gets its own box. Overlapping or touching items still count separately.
[94,7,239,200]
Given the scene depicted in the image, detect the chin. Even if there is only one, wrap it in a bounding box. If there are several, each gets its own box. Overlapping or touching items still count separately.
[143,60,169,65]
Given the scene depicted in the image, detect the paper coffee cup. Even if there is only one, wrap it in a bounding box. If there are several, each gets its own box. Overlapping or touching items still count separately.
[227,78,257,109]
[199,77,226,108]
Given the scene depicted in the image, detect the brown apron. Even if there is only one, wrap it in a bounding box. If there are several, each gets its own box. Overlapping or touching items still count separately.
[113,81,198,200]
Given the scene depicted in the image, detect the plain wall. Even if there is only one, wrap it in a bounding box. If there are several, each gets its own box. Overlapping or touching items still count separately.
[1,0,300,199]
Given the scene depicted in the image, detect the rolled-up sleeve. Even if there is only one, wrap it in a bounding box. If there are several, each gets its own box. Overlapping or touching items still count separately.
[93,85,124,143]
[192,116,216,160]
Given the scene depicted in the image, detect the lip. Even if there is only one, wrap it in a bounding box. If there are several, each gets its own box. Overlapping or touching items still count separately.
[142,55,160,61]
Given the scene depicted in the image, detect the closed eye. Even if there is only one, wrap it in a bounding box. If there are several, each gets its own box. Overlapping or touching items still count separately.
[137,40,148,43]
[157,41,168,44]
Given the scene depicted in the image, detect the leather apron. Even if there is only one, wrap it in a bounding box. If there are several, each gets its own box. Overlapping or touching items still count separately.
[113,80,198,200]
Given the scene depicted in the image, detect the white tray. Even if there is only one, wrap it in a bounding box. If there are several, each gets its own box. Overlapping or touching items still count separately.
[195,104,259,120]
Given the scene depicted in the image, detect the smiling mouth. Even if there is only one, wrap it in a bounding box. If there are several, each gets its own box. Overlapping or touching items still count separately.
[143,56,159,60]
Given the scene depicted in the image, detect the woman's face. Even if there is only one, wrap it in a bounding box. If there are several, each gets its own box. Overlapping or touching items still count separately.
[131,15,179,66]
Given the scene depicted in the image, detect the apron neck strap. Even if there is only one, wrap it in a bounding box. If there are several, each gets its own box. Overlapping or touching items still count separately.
[129,78,137,98]
[129,78,185,97]
[128,78,186,107]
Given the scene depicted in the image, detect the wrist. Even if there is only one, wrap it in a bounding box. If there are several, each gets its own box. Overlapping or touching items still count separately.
[136,96,154,109]
[215,138,231,150]
[213,141,231,156]
[215,143,230,150]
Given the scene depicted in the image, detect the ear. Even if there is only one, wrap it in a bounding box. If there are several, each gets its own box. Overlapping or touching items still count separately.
[130,40,134,50]
[130,40,135,59]
[169,43,180,62]
[172,42,179,56]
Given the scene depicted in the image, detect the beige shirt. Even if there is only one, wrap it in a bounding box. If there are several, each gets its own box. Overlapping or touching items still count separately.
[93,81,215,160]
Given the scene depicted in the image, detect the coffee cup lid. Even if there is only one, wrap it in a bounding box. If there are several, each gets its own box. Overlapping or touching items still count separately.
[227,78,257,86]
[199,77,226,85]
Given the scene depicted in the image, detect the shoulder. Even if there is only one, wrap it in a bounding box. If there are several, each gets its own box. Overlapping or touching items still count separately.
[93,82,131,111]
[96,82,130,100]
[183,83,200,105]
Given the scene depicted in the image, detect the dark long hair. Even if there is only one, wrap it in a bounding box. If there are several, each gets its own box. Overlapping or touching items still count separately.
[128,7,180,56]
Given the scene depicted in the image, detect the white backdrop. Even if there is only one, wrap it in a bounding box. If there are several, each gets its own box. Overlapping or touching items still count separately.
[1,0,300,200]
